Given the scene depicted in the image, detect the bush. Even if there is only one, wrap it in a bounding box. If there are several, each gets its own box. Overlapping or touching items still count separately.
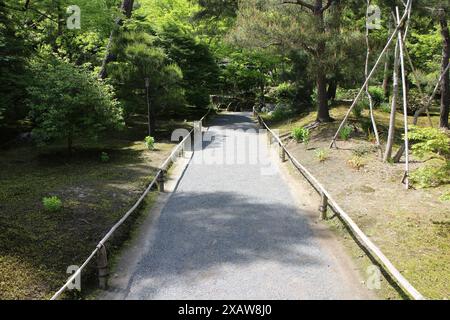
[145,136,155,150]
[339,125,353,141]
[348,155,366,170]
[380,102,391,113]
[42,196,62,212]
[407,126,450,159]
[268,105,292,122]
[440,191,450,202]
[292,127,310,144]
[368,86,385,107]
[410,161,450,188]
[100,152,110,163]
[315,149,329,162]
[271,82,296,104]
[28,50,124,152]
[352,99,367,118]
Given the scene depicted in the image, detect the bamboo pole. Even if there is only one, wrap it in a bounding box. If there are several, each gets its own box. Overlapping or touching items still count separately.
[365,0,381,154]
[396,7,410,189]
[329,0,412,149]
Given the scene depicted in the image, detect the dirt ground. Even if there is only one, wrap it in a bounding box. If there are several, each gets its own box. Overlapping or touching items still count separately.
[268,106,450,299]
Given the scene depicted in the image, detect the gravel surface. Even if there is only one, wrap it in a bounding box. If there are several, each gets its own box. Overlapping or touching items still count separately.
[124,112,370,300]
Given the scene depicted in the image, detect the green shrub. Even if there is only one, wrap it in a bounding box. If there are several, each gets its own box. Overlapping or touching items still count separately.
[352,100,366,118]
[271,82,296,103]
[292,127,310,144]
[100,152,110,163]
[407,126,450,159]
[145,136,155,150]
[410,161,450,188]
[339,125,353,141]
[42,196,62,212]
[380,102,391,113]
[315,149,329,162]
[439,191,450,202]
[348,155,366,170]
[368,86,385,107]
[268,105,292,122]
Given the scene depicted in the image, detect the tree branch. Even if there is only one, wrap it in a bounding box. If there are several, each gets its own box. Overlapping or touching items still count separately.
[281,0,314,12]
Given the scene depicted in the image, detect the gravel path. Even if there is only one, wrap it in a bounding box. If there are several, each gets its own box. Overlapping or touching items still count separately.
[124,112,371,300]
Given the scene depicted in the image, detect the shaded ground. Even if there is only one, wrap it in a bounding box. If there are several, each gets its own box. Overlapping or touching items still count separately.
[267,106,450,299]
[0,116,194,299]
[116,113,372,300]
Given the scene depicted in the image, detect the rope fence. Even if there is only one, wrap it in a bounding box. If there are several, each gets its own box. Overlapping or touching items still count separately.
[50,109,211,300]
[254,108,425,300]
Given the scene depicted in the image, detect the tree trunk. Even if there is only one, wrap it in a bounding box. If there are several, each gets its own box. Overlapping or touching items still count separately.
[439,11,450,129]
[327,79,337,102]
[317,69,332,122]
[98,0,135,79]
[314,0,332,122]
[67,132,73,156]
[384,37,400,162]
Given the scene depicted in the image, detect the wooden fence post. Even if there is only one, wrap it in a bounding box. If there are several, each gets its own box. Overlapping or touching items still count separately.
[319,192,328,220]
[97,244,108,289]
[280,144,286,162]
[157,171,165,192]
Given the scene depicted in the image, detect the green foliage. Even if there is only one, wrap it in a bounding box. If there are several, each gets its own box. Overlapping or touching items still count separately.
[352,100,366,118]
[292,127,310,144]
[315,149,329,162]
[100,152,110,163]
[407,126,450,159]
[440,191,450,202]
[158,24,220,108]
[380,102,391,113]
[348,155,366,170]
[0,2,28,123]
[27,51,124,151]
[42,196,62,212]
[339,125,353,141]
[368,86,385,107]
[270,82,297,104]
[410,161,450,188]
[267,105,292,122]
[145,136,155,150]
[109,30,185,117]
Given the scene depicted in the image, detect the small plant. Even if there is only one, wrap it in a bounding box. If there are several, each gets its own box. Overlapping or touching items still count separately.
[410,160,450,188]
[292,127,310,145]
[352,100,366,118]
[100,152,110,163]
[439,191,450,202]
[42,196,62,212]
[339,125,353,141]
[315,149,329,162]
[368,86,385,107]
[145,136,155,150]
[380,102,391,113]
[348,155,366,170]
[407,126,450,159]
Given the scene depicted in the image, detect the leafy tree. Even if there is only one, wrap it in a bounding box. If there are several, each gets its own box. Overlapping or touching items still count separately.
[230,0,341,122]
[27,50,124,153]
[158,24,220,108]
[0,0,28,124]
[108,30,185,135]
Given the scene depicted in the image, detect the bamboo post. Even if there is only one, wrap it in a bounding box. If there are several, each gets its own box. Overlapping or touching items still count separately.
[396,7,410,189]
[157,170,165,192]
[319,192,328,220]
[329,0,412,149]
[365,0,381,153]
[97,244,108,289]
[280,144,286,162]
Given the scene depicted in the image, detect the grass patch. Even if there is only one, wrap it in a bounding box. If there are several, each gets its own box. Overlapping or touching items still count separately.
[0,115,192,299]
